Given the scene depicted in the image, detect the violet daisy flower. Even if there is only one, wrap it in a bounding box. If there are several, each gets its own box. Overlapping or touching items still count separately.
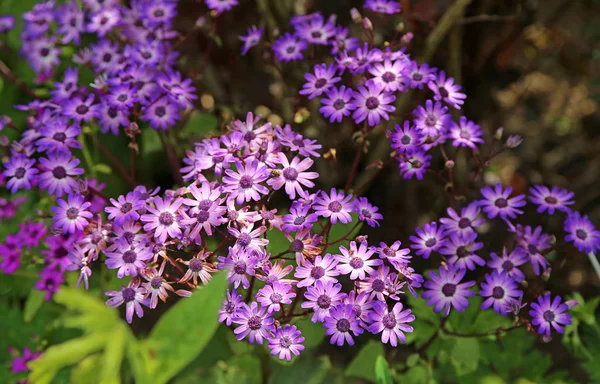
[356,265,393,301]
[368,59,407,92]
[313,188,353,224]
[399,150,431,180]
[256,281,296,312]
[330,26,359,55]
[0,15,15,33]
[439,202,484,235]
[301,280,346,323]
[351,83,396,126]
[480,271,523,316]
[488,248,528,282]
[324,304,363,346]
[179,252,216,286]
[344,291,374,328]
[105,241,153,278]
[180,203,226,239]
[350,44,383,75]
[319,85,355,123]
[10,347,41,373]
[300,63,341,100]
[282,204,319,233]
[99,102,129,135]
[219,289,244,326]
[205,0,238,13]
[51,194,93,234]
[218,247,259,289]
[272,33,307,63]
[374,241,412,267]
[228,223,268,251]
[268,325,305,361]
[529,185,575,214]
[517,225,551,275]
[336,241,382,280]
[105,281,148,324]
[440,231,485,271]
[106,83,137,111]
[232,301,275,344]
[2,154,39,193]
[62,94,99,123]
[530,294,572,336]
[35,268,64,301]
[294,254,340,288]
[239,25,263,55]
[142,97,180,130]
[105,192,143,226]
[140,196,183,243]
[564,211,600,253]
[448,117,484,149]
[422,265,476,316]
[36,120,82,154]
[479,184,526,220]
[389,121,423,155]
[257,259,294,285]
[223,159,270,204]
[413,100,450,136]
[295,14,336,45]
[268,153,319,199]
[402,61,436,89]
[364,0,401,14]
[428,71,466,109]
[368,301,415,346]
[353,197,383,227]
[38,151,83,196]
[410,222,447,258]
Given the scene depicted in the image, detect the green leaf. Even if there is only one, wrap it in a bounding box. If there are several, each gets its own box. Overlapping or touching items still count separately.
[269,355,331,384]
[292,318,325,349]
[99,324,127,384]
[70,354,102,384]
[451,338,480,376]
[94,163,112,175]
[398,365,430,384]
[23,289,45,323]
[145,272,228,384]
[266,227,290,256]
[181,111,218,138]
[375,356,393,384]
[345,340,385,381]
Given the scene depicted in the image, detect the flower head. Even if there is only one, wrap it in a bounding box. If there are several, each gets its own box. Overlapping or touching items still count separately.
[422,265,476,316]
[324,304,363,346]
[105,281,148,323]
[239,25,263,55]
[480,271,523,315]
[479,184,526,220]
[51,194,93,234]
[232,301,275,344]
[351,83,396,126]
[336,241,382,280]
[268,325,305,361]
[564,211,600,253]
[368,301,415,346]
[529,185,575,215]
[530,294,572,336]
[313,188,353,224]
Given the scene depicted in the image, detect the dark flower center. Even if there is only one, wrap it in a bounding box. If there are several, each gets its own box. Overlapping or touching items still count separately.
[120,202,133,213]
[316,294,331,309]
[544,196,558,205]
[280,336,292,348]
[365,96,380,110]
[155,106,166,117]
[123,232,135,244]
[285,46,296,54]
[293,216,306,225]
[382,72,396,83]
[441,283,456,297]
[103,53,112,62]
[439,87,449,98]
[290,239,304,252]
[75,104,89,115]
[383,247,395,257]
[458,218,471,229]
[311,30,322,39]
[107,107,118,118]
[270,293,283,304]
[328,201,342,213]
[543,310,555,322]
[349,257,364,269]
[575,229,588,240]
[158,212,174,226]
[527,244,538,255]
[372,279,385,292]
[336,318,351,332]
[492,286,505,299]
[66,207,79,220]
[196,210,210,223]
[122,287,136,302]
[412,72,423,81]
[237,233,252,248]
[150,276,162,289]
[456,246,468,258]
[333,99,346,110]
[40,47,50,57]
[501,260,514,271]
[198,199,212,211]
[401,135,411,145]
[53,132,67,142]
[314,78,327,89]
[425,114,437,127]
[494,198,508,208]
[239,175,254,189]
[247,316,262,330]
[382,313,397,329]
[244,131,256,142]
[283,167,298,181]
[292,138,304,147]
[233,262,247,275]
[310,266,325,279]
[122,250,137,264]
[360,209,372,218]
[225,301,236,313]
[14,167,26,179]
[117,94,128,102]
[425,238,437,248]
[154,9,165,17]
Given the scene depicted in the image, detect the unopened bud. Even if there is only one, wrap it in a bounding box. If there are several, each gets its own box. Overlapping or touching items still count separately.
[565,299,579,309]
[356,235,369,244]
[0,135,9,147]
[363,17,373,31]
[494,127,504,140]
[445,160,455,169]
[395,22,405,32]
[506,135,524,149]
[400,32,413,45]
[350,8,362,23]
[194,16,206,29]
[548,235,556,246]
[541,267,552,282]
[542,335,552,343]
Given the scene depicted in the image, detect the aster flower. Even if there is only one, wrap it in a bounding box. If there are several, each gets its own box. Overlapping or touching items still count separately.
[88,7,120,37]
[99,102,129,135]
[10,347,41,374]
[448,117,484,149]
[156,70,198,109]
[428,71,466,109]
[351,83,396,126]
[268,153,319,199]
[300,63,341,100]
[350,44,383,75]
[439,202,484,235]
[356,265,393,300]
[368,301,415,346]
[282,204,319,233]
[105,241,153,278]
[105,281,148,324]
[62,94,99,123]
[268,325,305,361]
[218,247,259,289]
[140,196,183,243]
[294,254,340,288]
[257,259,294,285]
[287,229,323,266]
[256,281,296,312]
[313,188,353,224]
[410,222,446,258]
[530,294,572,336]
[179,251,217,285]
[180,202,226,239]
[295,14,336,45]
[232,301,275,344]
[374,240,412,267]
[239,25,263,55]
[105,192,143,226]
[353,197,383,227]
[389,121,423,155]
[422,265,476,316]
[402,61,436,89]
[440,231,485,271]
[319,85,355,123]
[368,59,407,92]
[142,266,190,309]
[324,304,363,346]
[516,225,551,275]
[564,212,600,253]
[479,184,526,220]
[488,248,528,282]
[0,15,15,33]
[35,268,64,301]
[399,150,431,180]
[2,154,39,193]
[413,100,451,136]
[330,26,359,55]
[364,0,401,14]
[343,291,374,328]
[229,223,268,251]
[223,159,270,204]
[106,83,137,111]
[219,289,244,326]
[301,280,346,323]
[23,36,60,75]
[529,185,575,214]
[51,194,93,234]
[205,0,239,13]
[142,97,180,130]
[38,151,84,196]
[336,241,382,280]
[480,271,523,316]
[36,120,82,154]
[272,33,307,63]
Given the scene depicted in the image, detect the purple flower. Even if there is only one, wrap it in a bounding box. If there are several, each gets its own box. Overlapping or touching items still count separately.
[487,248,528,282]
[232,301,275,344]
[295,14,336,45]
[51,194,93,234]
[364,0,401,14]
[228,223,268,251]
[439,202,484,235]
[313,188,353,224]
[440,231,485,271]
[422,265,476,316]
[142,97,180,130]
[223,159,270,204]
[564,211,600,253]
[480,271,523,315]
[268,325,305,361]
[448,117,484,149]
[324,304,363,346]
[294,254,340,288]
[282,204,319,233]
[368,301,415,346]
[374,240,412,267]
[479,184,526,220]
[36,119,82,154]
[529,185,575,214]
[10,347,41,373]
[2,154,39,193]
[402,61,436,89]
[356,265,393,300]
[256,281,296,312]
[301,280,346,322]
[140,196,183,243]
[38,151,84,196]
[268,153,318,199]
[517,225,551,275]
[0,15,15,33]
[35,268,65,301]
[105,242,153,278]
[205,0,238,12]
[344,291,374,328]
[105,192,143,226]
[351,83,396,126]
[353,197,383,227]
[399,150,431,180]
[180,252,216,286]
[23,36,60,75]
[18,221,47,249]
[63,94,99,123]
[410,222,446,258]
[413,100,450,136]
[106,83,137,111]
[300,63,341,100]
[349,44,383,75]
[428,71,466,109]
[336,241,382,280]
[272,33,307,62]
[218,247,258,289]
[330,26,359,55]
[389,121,423,155]
[368,59,407,92]
[319,85,355,123]
[239,25,263,55]
[105,281,148,324]
[219,289,244,326]
[530,294,572,336]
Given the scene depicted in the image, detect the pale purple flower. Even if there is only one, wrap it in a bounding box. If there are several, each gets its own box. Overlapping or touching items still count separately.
[105,192,143,226]
[3,154,39,193]
[364,0,401,14]
[440,231,485,271]
[268,153,318,199]
[351,83,396,126]
[368,301,415,346]
[282,204,319,233]
[529,185,575,214]
[219,289,244,326]
[294,254,340,288]
[422,265,476,316]
[232,301,275,344]
[353,197,383,227]
[313,188,353,224]
[480,271,523,316]
[218,247,258,289]
[336,241,382,280]
[268,325,305,361]
[239,25,263,55]
[448,117,484,149]
[487,248,528,282]
[51,194,93,234]
[223,159,270,204]
[38,151,84,196]
[228,223,268,251]
[140,196,183,243]
[428,70,466,109]
[388,121,423,155]
[319,85,355,123]
[564,212,600,253]
[368,59,407,92]
[300,63,341,100]
[410,222,447,258]
[256,281,296,312]
[399,150,431,180]
[324,304,363,346]
[413,100,451,136]
[439,202,484,235]
[301,280,346,323]
[530,294,572,336]
[479,184,526,220]
[105,281,147,324]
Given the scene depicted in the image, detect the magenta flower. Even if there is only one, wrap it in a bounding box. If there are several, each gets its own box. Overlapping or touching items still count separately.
[3,154,39,193]
[368,301,415,346]
[219,289,244,326]
[294,254,340,288]
[10,347,41,373]
[440,231,485,271]
[223,159,270,204]
[105,281,148,324]
[564,211,600,253]
[399,150,431,180]
[105,191,143,226]
[268,325,305,361]
[448,117,484,149]
[336,241,382,280]
[51,194,93,234]
[364,0,401,14]
[228,223,268,251]
[324,304,363,346]
[282,204,319,233]
[232,301,275,344]
[256,281,296,312]
[368,59,407,92]
[313,188,353,224]
[439,202,484,235]
[351,83,396,126]
[141,196,183,243]
[428,70,466,109]
[268,153,318,199]
[38,151,83,196]
[239,25,263,55]
[302,280,346,322]
[413,99,451,136]
[104,241,153,278]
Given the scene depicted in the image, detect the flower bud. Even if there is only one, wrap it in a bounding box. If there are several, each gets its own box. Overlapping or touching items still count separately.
[542,335,552,343]
[400,32,413,45]
[506,135,524,149]
[356,235,369,244]
[0,135,9,147]
[445,160,455,169]
[350,8,362,23]
[494,127,504,140]
[395,22,405,32]
[564,299,579,309]
[363,17,373,31]
[194,16,206,29]
[541,267,552,282]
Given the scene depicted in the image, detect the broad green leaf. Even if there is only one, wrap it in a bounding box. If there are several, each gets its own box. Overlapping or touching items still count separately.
[375,356,393,384]
[345,340,385,381]
[99,324,127,384]
[451,338,480,376]
[397,365,430,384]
[269,355,331,384]
[227,354,262,383]
[126,338,153,384]
[266,227,290,255]
[23,289,45,323]
[292,317,325,349]
[145,272,228,384]
[70,354,102,384]
[181,111,218,138]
